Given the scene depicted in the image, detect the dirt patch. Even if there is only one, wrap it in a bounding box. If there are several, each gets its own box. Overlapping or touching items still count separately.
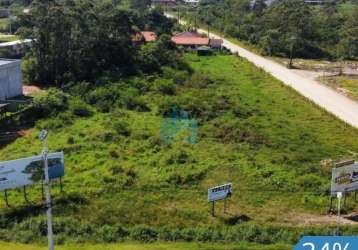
[285,212,358,226]
[23,85,43,95]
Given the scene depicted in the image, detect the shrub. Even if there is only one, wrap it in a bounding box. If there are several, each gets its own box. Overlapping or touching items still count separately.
[185,71,216,89]
[296,174,323,190]
[86,86,118,112]
[153,79,176,95]
[129,226,158,242]
[68,81,92,97]
[113,120,131,136]
[95,225,120,243]
[32,88,68,117]
[69,99,93,117]
[162,67,188,85]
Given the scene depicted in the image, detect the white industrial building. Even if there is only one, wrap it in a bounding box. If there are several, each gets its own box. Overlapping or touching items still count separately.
[0,59,22,101]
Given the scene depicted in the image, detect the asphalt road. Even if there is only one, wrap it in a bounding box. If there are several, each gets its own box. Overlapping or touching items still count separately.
[166,14,358,129]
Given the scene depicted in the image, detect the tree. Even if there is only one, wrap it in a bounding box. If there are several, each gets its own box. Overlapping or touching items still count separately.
[259,29,282,56]
[252,0,267,16]
[17,0,135,86]
[130,0,151,13]
[137,34,178,73]
[338,6,358,59]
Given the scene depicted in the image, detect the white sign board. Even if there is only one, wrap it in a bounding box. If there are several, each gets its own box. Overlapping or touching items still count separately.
[0,152,64,191]
[208,183,232,202]
[331,162,358,195]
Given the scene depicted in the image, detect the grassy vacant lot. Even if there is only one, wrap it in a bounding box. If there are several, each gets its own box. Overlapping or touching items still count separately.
[0,34,18,42]
[0,54,358,245]
[0,242,290,250]
[339,78,358,99]
[319,75,358,101]
[0,18,9,31]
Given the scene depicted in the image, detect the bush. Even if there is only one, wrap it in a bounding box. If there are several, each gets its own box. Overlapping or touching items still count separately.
[32,88,68,117]
[153,79,176,95]
[113,120,131,136]
[184,72,216,89]
[69,99,93,117]
[95,225,120,243]
[162,67,188,85]
[129,226,158,242]
[86,86,119,112]
[296,174,323,190]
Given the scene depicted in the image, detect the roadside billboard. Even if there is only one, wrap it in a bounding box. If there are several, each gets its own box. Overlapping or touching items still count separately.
[331,162,358,195]
[0,152,64,191]
[208,183,232,202]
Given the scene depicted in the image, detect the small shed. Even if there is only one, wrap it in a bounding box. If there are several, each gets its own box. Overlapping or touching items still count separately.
[210,39,223,49]
[0,59,22,101]
[197,46,212,56]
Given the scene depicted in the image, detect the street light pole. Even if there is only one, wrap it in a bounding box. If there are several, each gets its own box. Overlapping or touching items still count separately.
[40,130,54,250]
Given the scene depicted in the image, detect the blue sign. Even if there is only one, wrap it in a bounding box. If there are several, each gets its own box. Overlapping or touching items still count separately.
[294,236,358,250]
[0,152,64,191]
[47,156,65,180]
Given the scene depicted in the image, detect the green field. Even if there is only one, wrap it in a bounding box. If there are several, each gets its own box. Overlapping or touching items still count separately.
[0,34,18,42]
[0,18,9,31]
[339,78,358,100]
[0,54,358,245]
[0,242,290,250]
[320,76,358,101]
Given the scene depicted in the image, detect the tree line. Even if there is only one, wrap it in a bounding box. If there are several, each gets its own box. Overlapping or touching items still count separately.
[15,0,179,86]
[190,0,358,60]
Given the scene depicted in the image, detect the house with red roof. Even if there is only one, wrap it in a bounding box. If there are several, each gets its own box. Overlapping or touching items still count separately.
[132,31,157,44]
[141,32,157,42]
[171,31,223,51]
[171,31,209,49]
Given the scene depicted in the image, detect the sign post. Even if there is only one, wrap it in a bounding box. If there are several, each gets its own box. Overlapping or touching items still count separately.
[208,183,232,217]
[336,192,342,235]
[329,160,358,212]
[39,130,54,250]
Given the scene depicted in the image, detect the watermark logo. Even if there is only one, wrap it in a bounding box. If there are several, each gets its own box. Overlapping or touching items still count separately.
[160,108,198,145]
[294,236,358,250]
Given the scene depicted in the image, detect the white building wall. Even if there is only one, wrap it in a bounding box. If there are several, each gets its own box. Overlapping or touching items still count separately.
[0,60,22,101]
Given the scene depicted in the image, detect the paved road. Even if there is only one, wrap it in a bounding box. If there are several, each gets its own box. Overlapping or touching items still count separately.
[0,39,32,48]
[166,14,358,129]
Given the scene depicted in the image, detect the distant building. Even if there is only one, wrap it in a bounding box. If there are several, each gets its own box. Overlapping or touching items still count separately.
[182,0,199,4]
[132,31,157,44]
[151,0,177,6]
[197,46,212,56]
[0,9,9,18]
[141,31,157,42]
[252,0,331,6]
[171,32,223,50]
[209,39,223,49]
[171,31,209,49]
[0,59,22,101]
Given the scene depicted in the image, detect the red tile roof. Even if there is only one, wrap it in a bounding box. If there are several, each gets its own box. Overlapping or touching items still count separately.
[172,32,209,46]
[141,31,157,42]
[174,31,202,38]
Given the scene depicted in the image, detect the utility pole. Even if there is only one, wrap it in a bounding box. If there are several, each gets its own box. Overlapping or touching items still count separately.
[39,130,54,250]
[288,35,296,69]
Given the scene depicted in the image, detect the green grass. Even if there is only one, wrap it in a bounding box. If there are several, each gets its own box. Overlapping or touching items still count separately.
[0,34,18,42]
[339,78,358,99]
[338,2,357,15]
[0,18,9,31]
[0,242,290,250]
[319,76,358,101]
[0,54,358,244]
